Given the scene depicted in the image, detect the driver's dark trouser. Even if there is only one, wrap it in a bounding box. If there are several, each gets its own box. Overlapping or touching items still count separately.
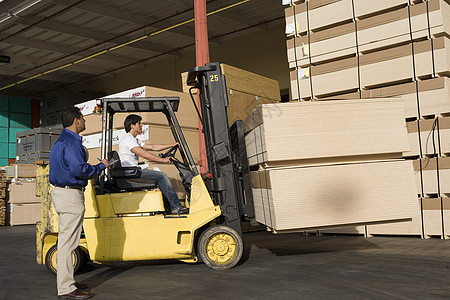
[138,168,182,211]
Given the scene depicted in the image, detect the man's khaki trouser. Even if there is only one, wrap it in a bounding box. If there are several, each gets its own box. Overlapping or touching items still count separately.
[52,187,85,296]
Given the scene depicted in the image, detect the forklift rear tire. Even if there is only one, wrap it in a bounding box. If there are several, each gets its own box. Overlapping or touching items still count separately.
[45,245,85,275]
[197,225,243,270]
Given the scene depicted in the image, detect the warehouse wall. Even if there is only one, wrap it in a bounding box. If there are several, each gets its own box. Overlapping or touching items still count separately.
[69,24,289,97]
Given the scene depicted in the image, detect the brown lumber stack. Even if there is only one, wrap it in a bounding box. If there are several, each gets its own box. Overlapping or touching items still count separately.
[244,99,418,233]
[283,0,450,238]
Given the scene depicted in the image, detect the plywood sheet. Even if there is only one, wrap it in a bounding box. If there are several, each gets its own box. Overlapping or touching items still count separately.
[354,0,409,19]
[365,77,450,119]
[368,201,422,236]
[422,197,445,236]
[251,160,418,231]
[289,0,354,33]
[244,99,410,166]
[414,157,450,196]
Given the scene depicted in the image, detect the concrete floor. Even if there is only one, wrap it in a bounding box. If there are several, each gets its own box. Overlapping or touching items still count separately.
[1,226,450,300]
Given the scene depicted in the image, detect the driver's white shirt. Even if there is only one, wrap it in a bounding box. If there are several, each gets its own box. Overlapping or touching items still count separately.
[118,133,143,167]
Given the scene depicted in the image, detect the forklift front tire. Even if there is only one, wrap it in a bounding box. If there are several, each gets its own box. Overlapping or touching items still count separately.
[198,225,243,270]
[45,245,85,275]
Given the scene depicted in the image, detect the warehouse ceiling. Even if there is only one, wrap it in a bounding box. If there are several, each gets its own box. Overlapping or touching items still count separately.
[0,0,284,98]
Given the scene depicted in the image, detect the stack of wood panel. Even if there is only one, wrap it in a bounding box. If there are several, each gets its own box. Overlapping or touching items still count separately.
[243,99,418,233]
[284,0,450,238]
[181,63,280,125]
[286,0,449,113]
[0,171,6,225]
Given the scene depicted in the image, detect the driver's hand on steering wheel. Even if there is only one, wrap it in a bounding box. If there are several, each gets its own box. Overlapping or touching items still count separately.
[161,157,171,163]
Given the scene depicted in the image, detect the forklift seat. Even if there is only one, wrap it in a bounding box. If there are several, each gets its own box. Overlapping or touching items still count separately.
[108,151,158,191]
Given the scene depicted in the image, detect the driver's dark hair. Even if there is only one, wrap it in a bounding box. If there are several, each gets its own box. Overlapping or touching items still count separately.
[60,107,82,128]
[124,114,142,133]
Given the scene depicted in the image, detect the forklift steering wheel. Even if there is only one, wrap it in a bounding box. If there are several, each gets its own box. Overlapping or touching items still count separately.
[159,144,179,159]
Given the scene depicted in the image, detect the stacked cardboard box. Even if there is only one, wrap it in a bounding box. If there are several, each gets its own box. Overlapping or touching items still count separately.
[40,91,104,128]
[181,63,280,125]
[244,99,418,233]
[0,171,6,225]
[15,128,61,164]
[284,0,450,238]
[5,164,40,226]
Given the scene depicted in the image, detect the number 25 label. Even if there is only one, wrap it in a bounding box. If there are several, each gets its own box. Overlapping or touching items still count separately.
[210,75,219,82]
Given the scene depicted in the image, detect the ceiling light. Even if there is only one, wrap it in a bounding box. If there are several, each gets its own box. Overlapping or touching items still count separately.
[14,0,41,15]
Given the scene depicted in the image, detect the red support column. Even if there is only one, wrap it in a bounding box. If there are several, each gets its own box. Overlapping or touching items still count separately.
[194,0,210,174]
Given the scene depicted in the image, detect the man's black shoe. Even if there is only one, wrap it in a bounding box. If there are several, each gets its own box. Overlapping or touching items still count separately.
[75,282,88,290]
[171,207,189,215]
[58,289,94,299]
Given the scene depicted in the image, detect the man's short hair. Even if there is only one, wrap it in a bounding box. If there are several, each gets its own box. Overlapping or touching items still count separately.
[60,107,82,128]
[124,114,142,133]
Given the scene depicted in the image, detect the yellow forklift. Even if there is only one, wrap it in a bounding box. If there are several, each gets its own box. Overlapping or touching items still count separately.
[38,62,257,272]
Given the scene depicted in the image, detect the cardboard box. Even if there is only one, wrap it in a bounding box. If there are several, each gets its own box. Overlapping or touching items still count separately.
[7,181,41,204]
[5,164,37,178]
[15,128,61,155]
[6,202,41,226]
[41,91,76,115]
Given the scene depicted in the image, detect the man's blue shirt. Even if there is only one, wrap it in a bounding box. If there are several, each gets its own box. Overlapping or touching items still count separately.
[49,128,105,187]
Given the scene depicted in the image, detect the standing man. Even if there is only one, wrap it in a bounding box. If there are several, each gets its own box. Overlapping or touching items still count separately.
[119,114,188,214]
[49,107,109,300]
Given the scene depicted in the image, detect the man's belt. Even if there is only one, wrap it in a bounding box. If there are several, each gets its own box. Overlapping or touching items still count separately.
[61,185,85,191]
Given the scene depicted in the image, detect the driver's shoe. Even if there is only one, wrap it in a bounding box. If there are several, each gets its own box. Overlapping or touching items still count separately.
[171,206,189,215]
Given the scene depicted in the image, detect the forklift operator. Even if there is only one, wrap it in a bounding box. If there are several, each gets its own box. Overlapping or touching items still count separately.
[118,114,189,215]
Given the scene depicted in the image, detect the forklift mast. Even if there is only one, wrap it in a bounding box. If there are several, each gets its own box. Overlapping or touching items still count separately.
[187,62,255,235]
